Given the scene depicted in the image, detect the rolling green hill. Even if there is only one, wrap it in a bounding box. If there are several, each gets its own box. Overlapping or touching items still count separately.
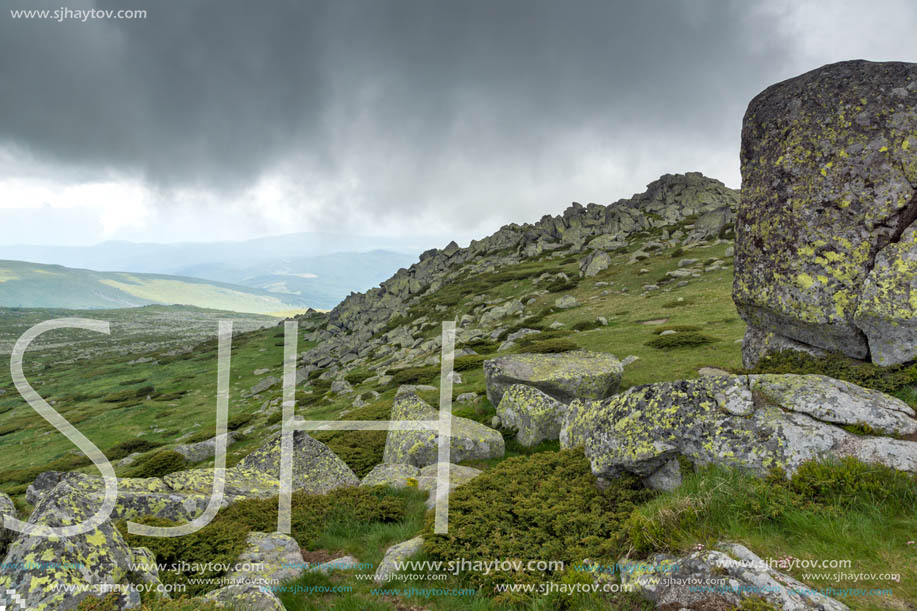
[0,260,311,315]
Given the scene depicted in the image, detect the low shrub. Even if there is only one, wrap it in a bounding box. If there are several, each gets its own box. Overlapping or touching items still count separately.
[423,449,652,595]
[453,355,488,372]
[124,450,187,478]
[652,324,701,335]
[522,338,580,353]
[546,280,577,293]
[390,365,439,385]
[645,332,715,349]
[747,350,917,395]
[572,319,603,332]
[106,439,163,460]
[661,299,695,308]
[226,413,252,431]
[344,370,373,386]
[312,401,391,477]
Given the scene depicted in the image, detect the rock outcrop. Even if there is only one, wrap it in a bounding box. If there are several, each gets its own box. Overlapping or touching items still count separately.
[484,351,622,406]
[734,60,917,366]
[375,536,424,584]
[561,374,917,487]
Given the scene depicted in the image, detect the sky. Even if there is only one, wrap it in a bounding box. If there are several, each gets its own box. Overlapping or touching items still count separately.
[1,0,916,248]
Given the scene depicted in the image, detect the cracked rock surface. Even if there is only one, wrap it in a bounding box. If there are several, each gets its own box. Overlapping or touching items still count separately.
[734,59,917,366]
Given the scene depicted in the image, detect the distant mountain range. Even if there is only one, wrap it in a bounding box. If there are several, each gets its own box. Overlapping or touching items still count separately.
[0,233,423,311]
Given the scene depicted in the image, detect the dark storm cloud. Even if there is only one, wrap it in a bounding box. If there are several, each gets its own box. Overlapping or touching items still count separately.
[0,0,796,229]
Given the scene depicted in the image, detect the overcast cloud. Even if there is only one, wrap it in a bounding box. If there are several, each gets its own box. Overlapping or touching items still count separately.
[1,0,916,246]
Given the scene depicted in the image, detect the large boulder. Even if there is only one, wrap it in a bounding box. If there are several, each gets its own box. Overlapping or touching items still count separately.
[496,384,568,446]
[734,60,917,366]
[374,536,424,584]
[382,392,504,467]
[225,531,305,586]
[0,480,141,610]
[561,374,917,485]
[0,493,17,558]
[415,463,482,509]
[620,542,847,610]
[484,351,622,406]
[202,584,285,610]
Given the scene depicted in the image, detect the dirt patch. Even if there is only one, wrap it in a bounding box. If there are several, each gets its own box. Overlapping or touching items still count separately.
[300,549,339,564]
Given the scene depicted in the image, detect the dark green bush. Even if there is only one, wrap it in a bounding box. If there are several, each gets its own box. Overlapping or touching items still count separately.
[669,247,685,258]
[747,350,917,394]
[226,413,252,431]
[653,325,701,335]
[645,332,716,349]
[344,370,373,386]
[119,516,249,595]
[312,401,391,477]
[787,457,917,511]
[546,280,577,293]
[661,299,695,308]
[423,450,652,593]
[309,378,332,393]
[454,355,488,372]
[106,439,163,460]
[572,320,603,332]
[522,339,580,353]
[125,450,187,478]
[391,365,439,385]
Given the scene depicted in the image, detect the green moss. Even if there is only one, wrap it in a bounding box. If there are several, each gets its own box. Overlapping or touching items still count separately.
[522,338,580,353]
[125,450,188,478]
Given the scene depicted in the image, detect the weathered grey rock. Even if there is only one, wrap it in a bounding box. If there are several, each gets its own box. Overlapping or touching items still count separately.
[416,463,482,509]
[203,584,285,610]
[554,295,578,309]
[580,250,611,277]
[734,60,917,365]
[506,328,540,342]
[742,324,826,369]
[621,542,848,610]
[562,374,917,480]
[0,480,140,610]
[750,374,917,436]
[455,392,479,403]
[331,379,354,394]
[854,223,917,365]
[174,431,239,463]
[0,493,17,558]
[226,532,305,585]
[235,430,360,493]
[375,537,424,584]
[360,463,420,488]
[246,376,280,397]
[643,458,682,492]
[310,555,361,573]
[484,351,622,406]
[382,392,504,467]
[496,384,568,446]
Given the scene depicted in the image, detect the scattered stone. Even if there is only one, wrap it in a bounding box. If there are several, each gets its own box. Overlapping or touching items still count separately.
[580,250,612,277]
[548,321,566,329]
[742,324,827,369]
[246,376,280,397]
[621,542,847,610]
[621,355,640,367]
[555,295,578,309]
[203,584,285,610]
[174,431,239,463]
[456,392,479,403]
[375,537,424,584]
[642,458,682,492]
[331,379,354,394]
[416,463,482,509]
[253,368,270,376]
[310,555,361,574]
[226,532,305,585]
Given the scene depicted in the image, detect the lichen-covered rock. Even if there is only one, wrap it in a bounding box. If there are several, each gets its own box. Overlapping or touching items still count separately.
[202,584,285,610]
[0,492,17,558]
[0,480,140,610]
[360,463,420,488]
[734,60,917,365]
[621,542,848,610]
[496,384,568,446]
[484,351,622,406]
[854,223,917,365]
[561,374,917,482]
[750,374,917,436]
[235,430,360,493]
[226,532,305,585]
[579,250,611,277]
[382,392,504,467]
[375,536,424,584]
[416,463,482,509]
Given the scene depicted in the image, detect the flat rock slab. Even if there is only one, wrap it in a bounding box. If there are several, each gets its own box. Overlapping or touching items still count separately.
[484,350,622,406]
[226,532,305,585]
[203,584,285,610]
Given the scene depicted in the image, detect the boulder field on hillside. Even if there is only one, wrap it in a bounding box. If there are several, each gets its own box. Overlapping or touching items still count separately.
[734,59,917,367]
[0,431,357,610]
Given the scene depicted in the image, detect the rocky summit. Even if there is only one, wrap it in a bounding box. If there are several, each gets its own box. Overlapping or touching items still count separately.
[735,60,917,367]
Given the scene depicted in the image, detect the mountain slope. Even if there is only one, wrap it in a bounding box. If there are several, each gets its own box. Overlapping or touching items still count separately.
[0,260,311,315]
